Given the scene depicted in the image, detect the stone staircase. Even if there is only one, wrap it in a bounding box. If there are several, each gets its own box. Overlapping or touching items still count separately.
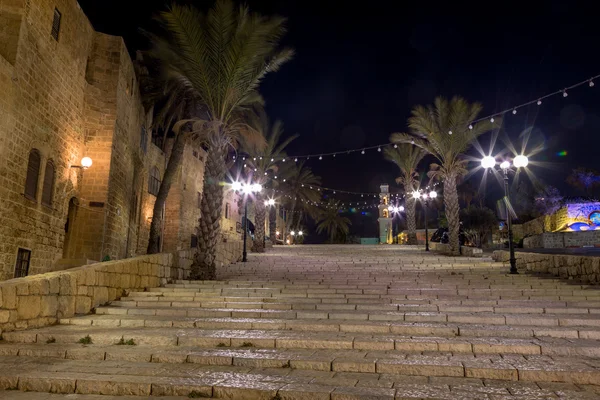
[1,245,600,399]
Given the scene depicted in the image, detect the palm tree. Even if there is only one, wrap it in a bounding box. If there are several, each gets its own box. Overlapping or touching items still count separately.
[315,200,352,243]
[383,145,426,245]
[278,162,321,234]
[244,112,298,252]
[391,97,496,255]
[151,1,293,278]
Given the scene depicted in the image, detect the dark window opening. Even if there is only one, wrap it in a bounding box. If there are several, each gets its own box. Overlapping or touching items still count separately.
[225,203,230,219]
[151,128,165,150]
[24,149,41,200]
[85,57,93,84]
[51,8,61,41]
[41,160,55,206]
[149,166,161,196]
[191,235,198,248]
[197,192,202,209]
[14,248,31,278]
[192,150,198,158]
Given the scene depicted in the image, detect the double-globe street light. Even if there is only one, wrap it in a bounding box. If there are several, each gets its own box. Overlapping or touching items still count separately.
[290,230,303,244]
[413,190,438,251]
[231,181,262,262]
[263,198,276,247]
[387,205,405,244]
[480,154,529,274]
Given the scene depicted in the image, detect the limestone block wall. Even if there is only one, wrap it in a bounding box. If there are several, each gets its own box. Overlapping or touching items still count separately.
[492,250,600,284]
[178,240,243,275]
[0,253,181,334]
[429,242,483,257]
[523,231,600,249]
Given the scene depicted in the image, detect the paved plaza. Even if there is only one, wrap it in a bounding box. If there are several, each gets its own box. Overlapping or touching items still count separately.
[1,245,600,399]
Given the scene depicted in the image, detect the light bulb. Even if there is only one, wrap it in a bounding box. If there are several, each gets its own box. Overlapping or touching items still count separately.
[399,206,405,212]
[411,140,415,144]
[412,191,420,199]
[271,158,274,162]
[490,117,495,123]
[512,109,517,115]
[448,130,453,135]
[500,161,511,170]
[429,191,437,199]
[377,147,381,152]
[81,157,93,168]
[319,156,322,160]
[361,150,365,154]
[242,157,245,160]
[563,90,568,97]
[253,157,256,160]
[264,172,267,175]
[590,80,595,87]
[537,99,542,105]
[394,144,398,148]
[294,158,298,162]
[231,181,242,191]
[274,176,277,179]
[244,164,247,167]
[282,158,286,162]
[513,154,529,168]
[481,156,496,169]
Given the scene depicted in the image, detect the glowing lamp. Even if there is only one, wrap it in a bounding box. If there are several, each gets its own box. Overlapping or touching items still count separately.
[231,181,242,192]
[242,184,253,194]
[500,161,511,170]
[276,231,280,236]
[264,200,269,206]
[252,183,263,193]
[513,155,529,168]
[399,206,405,212]
[481,156,496,169]
[81,157,93,169]
[268,199,275,206]
[298,231,303,236]
[429,191,437,199]
[291,231,296,236]
[412,191,420,199]
[388,206,393,212]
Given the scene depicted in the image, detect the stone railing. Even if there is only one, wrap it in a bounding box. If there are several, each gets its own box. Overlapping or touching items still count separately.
[0,253,180,334]
[429,242,483,257]
[492,250,600,284]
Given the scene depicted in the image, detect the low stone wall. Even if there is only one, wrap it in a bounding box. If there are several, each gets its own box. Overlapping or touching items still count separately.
[0,253,177,334]
[429,242,483,257]
[524,231,600,249]
[178,240,243,274]
[492,250,600,284]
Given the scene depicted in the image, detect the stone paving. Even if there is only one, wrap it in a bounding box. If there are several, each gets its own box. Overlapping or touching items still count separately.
[1,245,600,399]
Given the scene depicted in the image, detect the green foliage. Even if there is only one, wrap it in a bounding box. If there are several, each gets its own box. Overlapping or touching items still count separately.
[460,206,497,247]
[78,335,92,345]
[240,342,255,347]
[116,337,136,346]
[315,200,352,243]
[383,144,426,192]
[216,342,227,347]
[278,162,322,229]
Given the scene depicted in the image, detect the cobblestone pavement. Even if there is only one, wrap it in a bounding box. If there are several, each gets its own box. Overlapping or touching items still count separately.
[1,245,600,399]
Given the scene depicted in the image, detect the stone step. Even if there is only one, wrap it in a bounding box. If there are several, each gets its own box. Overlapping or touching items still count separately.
[64,313,600,341]
[1,355,600,397]
[3,325,600,357]
[0,392,186,400]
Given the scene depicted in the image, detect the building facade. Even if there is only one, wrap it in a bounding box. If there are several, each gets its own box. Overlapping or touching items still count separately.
[0,0,242,281]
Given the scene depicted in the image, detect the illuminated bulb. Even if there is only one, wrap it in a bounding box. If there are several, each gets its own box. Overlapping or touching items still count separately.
[399,206,405,212]
[260,156,262,160]
[283,179,286,182]
[513,154,529,168]
[282,158,285,162]
[319,156,322,160]
[537,99,542,105]
[254,168,257,171]
[271,158,274,162]
[253,157,256,160]
[412,191,420,199]
[253,183,263,192]
[388,206,393,211]
[268,199,275,206]
[298,231,303,236]
[429,191,437,199]
[274,176,277,179]
[394,144,398,148]
[512,109,517,115]
[500,161,511,170]
[242,157,245,160]
[361,150,365,154]
[590,80,595,87]
[244,163,247,167]
[81,157,93,168]
[411,140,415,144]
[231,181,242,191]
[276,231,280,236]
[490,117,495,123]
[468,124,473,130]
[294,158,298,162]
[233,156,236,160]
[448,130,453,135]
[333,154,336,157]
[481,156,496,169]
[563,90,568,97]
[264,172,267,175]
[264,200,269,206]
[377,147,381,152]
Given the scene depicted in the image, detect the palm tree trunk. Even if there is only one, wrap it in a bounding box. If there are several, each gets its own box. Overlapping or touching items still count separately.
[252,192,266,253]
[444,175,460,255]
[147,132,186,254]
[192,143,227,280]
[286,199,297,234]
[406,197,417,245]
[269,206,277,243]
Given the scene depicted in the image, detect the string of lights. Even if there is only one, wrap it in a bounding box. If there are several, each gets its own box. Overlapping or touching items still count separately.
[233,73,598,161]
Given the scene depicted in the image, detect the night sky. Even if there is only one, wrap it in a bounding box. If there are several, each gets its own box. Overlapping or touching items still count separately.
[79,0,600,237]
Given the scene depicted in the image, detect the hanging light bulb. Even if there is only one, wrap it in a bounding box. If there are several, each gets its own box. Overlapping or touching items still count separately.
[468,124,473,130]
[271,158,274,162]
[411,140,415,145]
[319,155,322,160]
[512,109,517,115]
[283,179,286,182]
[244,163,247,168]
[333,154,336,157]
[377,147,381,152]
[394,144,398,148]
[233,156,236,160]
[242,157,245,160]
[361,149,365,154]
[264,172,267,175]
[294,158,298,162]
[254,168,257,171]
[590,80,595,87]
[563,90,568,97]
[537,99,542,105]
[253,157,256,160]
[260,156,263,160]
[448,130,453,135]
[490,117,495,123]
[282,158,286,162]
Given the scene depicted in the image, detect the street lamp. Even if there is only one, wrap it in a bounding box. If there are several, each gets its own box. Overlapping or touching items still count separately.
[480,155,529,274]
[264,198,276,247]
[231,181,262,262]
[415,190,437,251]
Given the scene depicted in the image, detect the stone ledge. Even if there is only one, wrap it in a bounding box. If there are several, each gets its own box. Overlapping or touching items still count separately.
[492,250,600,284]
[0,253,178,333]
[429,242,483,257]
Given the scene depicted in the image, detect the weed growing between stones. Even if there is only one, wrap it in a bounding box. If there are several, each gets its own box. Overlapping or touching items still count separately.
[240,342,254,347]
[188,391,210,398]
[78,335,92,344]
[216,342,227,347]
[272,394,282,400]
[116,337,136,345]
[46,337,56,344]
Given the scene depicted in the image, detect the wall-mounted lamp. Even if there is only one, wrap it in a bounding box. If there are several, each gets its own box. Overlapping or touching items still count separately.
[72,157,93,170]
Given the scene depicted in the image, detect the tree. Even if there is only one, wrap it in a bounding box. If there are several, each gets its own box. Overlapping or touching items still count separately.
[315,201,352,243]
[533,186,563,232]
[566,167,600,197]
[460,206,497,247]
[383,145,426,244]
[150,1,293,279]
[278,162,321,234]
[391,97,497,255]
[244,112,298,252]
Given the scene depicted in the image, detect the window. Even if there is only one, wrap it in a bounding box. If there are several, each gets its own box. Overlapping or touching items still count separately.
[140,126,147,154]
[225,203,230,219]
[51,8,61,41]
[24,149,41,200]
[197,192,202,208]
[14,248,31,278]
[148,166,161,196]
[190,235,198,248]
[41,160,55,206]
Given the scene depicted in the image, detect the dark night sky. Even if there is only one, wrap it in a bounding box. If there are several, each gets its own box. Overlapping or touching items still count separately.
[79,0,600,237]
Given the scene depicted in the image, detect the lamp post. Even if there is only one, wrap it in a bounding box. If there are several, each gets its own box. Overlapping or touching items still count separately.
[290,231,295,244]
[388,205,405,244]
[481,155,529,274]
[264,198,276,247]
[232,181,262,262]
[413,190,437,251]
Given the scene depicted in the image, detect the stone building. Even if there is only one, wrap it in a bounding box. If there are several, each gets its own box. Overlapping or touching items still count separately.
[0,0,242,281]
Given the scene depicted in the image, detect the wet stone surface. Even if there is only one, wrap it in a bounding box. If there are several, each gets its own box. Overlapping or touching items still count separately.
[1,245,600,398]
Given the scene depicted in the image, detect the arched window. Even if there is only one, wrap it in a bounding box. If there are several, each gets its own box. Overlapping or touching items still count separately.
[148,166,161,196]
[41,160,55,206]
[24,149,41,200]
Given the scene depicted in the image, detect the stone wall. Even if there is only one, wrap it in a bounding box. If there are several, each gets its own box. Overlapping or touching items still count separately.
[0,253,181,334]
[524,231,600,249]
[178,240,243,273]
[492,250,600,284]
[429,242,483,257]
